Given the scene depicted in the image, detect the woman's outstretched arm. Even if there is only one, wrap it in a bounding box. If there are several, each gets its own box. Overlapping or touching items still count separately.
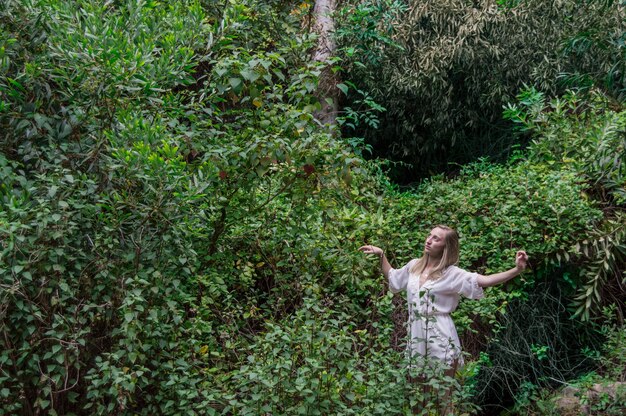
[476,250,529,288]
[358,245,392,278]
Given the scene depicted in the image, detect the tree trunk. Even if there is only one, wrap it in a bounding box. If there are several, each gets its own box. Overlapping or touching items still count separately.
[312,0,339,127]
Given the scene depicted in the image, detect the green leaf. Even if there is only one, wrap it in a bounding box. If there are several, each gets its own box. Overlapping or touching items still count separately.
[336,83,349,95]
[48,186,58,198]
[241,69,259,82]
[229,77,242,91]
[55,353,64,365]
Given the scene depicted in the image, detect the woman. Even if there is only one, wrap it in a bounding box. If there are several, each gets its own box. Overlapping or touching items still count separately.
[359,225,528,371]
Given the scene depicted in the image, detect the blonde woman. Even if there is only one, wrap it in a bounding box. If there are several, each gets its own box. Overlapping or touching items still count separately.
[359,225,528,371]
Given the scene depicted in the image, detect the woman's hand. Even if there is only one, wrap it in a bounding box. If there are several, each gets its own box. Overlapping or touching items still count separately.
[359,244,391,278]
[358,245,384,257]
[515,250,529,271]
[477,250,529,288]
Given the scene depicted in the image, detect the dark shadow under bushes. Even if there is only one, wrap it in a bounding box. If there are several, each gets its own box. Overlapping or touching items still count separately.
[471,277,602,414]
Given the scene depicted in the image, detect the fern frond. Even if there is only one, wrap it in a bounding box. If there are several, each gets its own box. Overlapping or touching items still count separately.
[570,214,626,321]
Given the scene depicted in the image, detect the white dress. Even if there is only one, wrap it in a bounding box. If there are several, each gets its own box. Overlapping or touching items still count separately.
[388,259,484,366]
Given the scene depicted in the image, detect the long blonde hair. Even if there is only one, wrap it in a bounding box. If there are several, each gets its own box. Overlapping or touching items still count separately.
[409,225,460,280]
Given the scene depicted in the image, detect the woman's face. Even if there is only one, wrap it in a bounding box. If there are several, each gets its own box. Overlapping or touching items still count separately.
[424,227,447,258]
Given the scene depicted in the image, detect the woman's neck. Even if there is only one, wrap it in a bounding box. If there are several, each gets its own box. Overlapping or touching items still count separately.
[425,256,442,269]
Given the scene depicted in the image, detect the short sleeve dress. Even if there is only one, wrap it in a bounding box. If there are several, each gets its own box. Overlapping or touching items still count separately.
[388,259,484,366]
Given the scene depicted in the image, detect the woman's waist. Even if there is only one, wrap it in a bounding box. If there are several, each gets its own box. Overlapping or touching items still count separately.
[408,308,453,317]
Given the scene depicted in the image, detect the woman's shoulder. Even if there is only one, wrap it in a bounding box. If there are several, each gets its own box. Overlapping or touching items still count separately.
[392,258,419,272]
[403,258,419,270]
[444,264,471,277]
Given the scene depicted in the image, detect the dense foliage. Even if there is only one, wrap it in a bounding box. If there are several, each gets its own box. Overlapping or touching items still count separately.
[1,0,624,415]
[337,0,625,182]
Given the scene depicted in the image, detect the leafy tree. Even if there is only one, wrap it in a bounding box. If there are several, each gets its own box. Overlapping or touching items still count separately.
[1,0,624,414]
[504,88,626,321]
[336,0,625,182]
[0,0,360,413]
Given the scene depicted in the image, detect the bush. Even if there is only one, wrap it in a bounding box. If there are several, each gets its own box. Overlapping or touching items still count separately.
[505,87,626,321]
[0,0,363,413]
[336,0,625,181]
[1,0,623,414]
